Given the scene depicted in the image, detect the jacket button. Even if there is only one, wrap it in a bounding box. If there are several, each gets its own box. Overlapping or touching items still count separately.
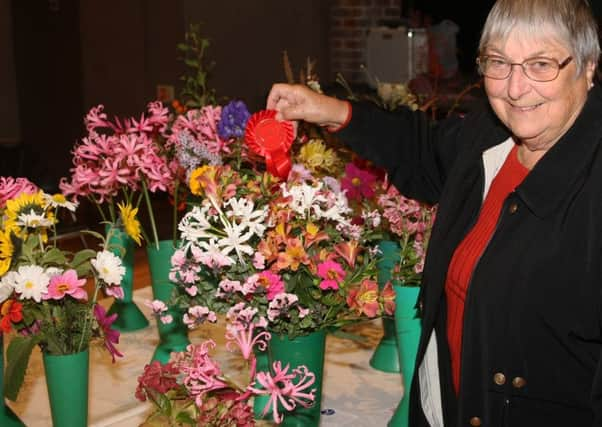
[508,202,518,214]
[469,416,482,426]
[512,376,527,388]
[493,372,506,385]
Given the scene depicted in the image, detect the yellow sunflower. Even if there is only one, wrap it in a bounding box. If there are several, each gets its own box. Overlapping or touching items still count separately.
[0,230,13,276]
[118,202,143,245]
[4,191,47,237]
[296,139,341,174]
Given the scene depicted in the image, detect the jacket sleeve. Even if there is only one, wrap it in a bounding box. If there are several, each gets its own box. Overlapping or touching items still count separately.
[336,101,471,205]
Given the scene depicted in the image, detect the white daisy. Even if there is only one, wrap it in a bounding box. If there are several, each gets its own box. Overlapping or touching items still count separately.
[13,265,51,302]
[91,250,125,286]
[17,209,54,228]
[43,193,78,212]
[0,271,17,303]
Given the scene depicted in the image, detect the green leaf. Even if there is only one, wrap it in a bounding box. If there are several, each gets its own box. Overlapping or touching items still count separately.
[41,247,68,266]
[184,58,199,68]
[80,229,105,242]
[71,249,97,267]
[175,411,196,425]
[4,336,38,401]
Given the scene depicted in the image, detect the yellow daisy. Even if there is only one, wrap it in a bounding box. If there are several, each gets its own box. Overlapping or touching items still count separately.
[118,202,143,246]
[296,139,341,174]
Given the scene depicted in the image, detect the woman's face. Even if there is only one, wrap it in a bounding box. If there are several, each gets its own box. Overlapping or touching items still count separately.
[484,33,595,153]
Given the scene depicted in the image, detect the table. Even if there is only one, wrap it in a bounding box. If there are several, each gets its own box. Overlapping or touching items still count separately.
[8,287,404,426]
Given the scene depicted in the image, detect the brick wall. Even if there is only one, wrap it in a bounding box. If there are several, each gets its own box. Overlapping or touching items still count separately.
[330,0,402,84]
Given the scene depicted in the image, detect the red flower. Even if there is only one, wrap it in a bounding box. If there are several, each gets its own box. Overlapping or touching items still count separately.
[381,282,396,316]
[135,360,179,401]
[340,163,377,201]
[347,279,380,318]
[0,300,23,333]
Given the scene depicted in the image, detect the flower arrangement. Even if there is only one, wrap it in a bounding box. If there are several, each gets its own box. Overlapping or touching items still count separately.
[59,101,177,248]
[0,176,124,400]
[137,304,315,425]
[163,156,394,339]
[337,159,437,287]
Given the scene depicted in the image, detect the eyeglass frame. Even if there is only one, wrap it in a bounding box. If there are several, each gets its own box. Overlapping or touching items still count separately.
[476,55,573,82]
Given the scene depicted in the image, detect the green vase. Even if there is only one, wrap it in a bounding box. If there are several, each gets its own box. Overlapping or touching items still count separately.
[43,349,89,427]
[146,240,190,364]
[370,240,401,373]
[252,346,272,420]
[106,228,149,332]
[388,284,421,427]
[268,330,326,427]
[0,334,24,426]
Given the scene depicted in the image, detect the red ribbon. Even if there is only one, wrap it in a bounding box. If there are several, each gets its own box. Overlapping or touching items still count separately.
[244,110,294,179]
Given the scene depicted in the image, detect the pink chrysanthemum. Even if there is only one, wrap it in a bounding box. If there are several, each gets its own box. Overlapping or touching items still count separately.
[43,270,87,301]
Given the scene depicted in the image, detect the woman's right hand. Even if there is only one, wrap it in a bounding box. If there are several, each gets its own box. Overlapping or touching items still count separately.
[266,83,350,130]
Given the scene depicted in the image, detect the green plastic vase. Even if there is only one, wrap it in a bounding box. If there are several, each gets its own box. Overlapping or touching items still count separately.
[268,330,326,427]
[252,346,272,420]
[43,349,89,427]
[370,240,401,373]
[146,240,190,364]
[0,334,24,426]
[388,284,421,427]
[106,228,149,332]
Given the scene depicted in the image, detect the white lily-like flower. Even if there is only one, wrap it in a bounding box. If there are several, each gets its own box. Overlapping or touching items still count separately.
[282,182,328,219]
[178,205,217,243]
[224,198,269,237]
[197,238,235,267]
[218,222,255,261]
[314,190,351,224]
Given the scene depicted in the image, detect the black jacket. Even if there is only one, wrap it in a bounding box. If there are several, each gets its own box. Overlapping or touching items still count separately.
[338,85,602,427]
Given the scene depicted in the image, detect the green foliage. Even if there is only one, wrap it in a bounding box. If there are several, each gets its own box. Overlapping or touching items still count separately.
[4,336,38,401]
[177,23,217,108]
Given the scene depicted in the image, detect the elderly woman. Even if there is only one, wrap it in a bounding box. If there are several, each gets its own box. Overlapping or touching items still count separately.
[267,0,601,425]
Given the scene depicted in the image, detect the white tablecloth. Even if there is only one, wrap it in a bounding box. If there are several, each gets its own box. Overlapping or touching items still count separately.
[8,287,404,426]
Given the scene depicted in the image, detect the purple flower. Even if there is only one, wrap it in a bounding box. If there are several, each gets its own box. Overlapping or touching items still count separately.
[93,304,123,362]
[217,100,250,139]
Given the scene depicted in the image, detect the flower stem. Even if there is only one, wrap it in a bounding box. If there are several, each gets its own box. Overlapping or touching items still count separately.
[142,180,160,250]
[172,179,180,247]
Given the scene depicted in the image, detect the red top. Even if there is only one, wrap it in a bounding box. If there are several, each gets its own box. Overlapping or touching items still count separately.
[445,144,529,394]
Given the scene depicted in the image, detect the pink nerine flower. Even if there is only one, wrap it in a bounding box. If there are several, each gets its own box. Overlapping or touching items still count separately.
[43,270,87,301]
[225,304,270,360]
[248,361,316,424]
[172,341,229,407]
[317,260,346,290]
[0,177,38,209]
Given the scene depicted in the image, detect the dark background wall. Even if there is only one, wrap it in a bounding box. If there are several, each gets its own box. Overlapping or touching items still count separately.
[0,0,331,191]
[0,0,600,192]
